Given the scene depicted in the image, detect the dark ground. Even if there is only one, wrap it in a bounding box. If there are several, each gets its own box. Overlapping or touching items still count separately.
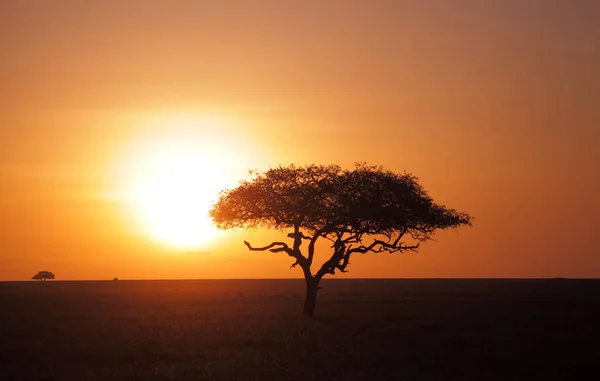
[0,279,599,381]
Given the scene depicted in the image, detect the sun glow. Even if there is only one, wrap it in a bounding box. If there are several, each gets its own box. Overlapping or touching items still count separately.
[131,154,224,248]
[113,114,261,249]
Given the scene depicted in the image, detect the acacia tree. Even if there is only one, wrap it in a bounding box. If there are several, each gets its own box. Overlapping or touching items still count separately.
[32,271,55,281]
[210,164,472,317]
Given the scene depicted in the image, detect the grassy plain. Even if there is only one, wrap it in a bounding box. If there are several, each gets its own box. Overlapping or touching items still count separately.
[1,279,599,381]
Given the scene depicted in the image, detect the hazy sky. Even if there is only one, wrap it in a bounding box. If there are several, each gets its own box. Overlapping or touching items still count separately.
[1,0,599,280]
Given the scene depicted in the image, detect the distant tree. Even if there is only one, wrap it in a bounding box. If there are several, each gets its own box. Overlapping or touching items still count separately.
[32,271,55,281]
[113,277,119,281]
[210,164,472,317]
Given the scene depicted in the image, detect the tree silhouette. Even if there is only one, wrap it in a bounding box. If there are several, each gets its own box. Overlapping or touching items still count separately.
[210,164,472,317]
[32,271,55,281]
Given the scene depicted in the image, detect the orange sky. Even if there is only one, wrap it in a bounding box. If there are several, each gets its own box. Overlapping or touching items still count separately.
[1,0,599,280]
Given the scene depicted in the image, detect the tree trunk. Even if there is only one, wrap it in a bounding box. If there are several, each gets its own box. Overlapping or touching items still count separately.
[303,278,319,318]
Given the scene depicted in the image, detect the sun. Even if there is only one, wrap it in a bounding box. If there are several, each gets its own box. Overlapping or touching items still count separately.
[131,154,224,248]
[112,114,262,250]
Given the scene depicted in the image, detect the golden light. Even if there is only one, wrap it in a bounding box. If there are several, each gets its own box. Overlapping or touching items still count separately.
[131,153,224,248]
[111,113,264,250]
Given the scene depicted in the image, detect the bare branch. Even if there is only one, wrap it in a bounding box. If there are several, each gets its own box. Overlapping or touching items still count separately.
[290,224,305,254]
[346,241,379,255]
[286,231,312,240]
[346,240,419,256]
[313,231,420,281]
[244,240,310,272]
[373,239,420,253]
[341,232,363,244]
[307,229,327,265]
[308,234,318,264]
[244,241,294,256]
[315,239,347,280]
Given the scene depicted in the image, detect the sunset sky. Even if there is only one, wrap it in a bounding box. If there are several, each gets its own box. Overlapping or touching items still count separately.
[1,0,598,280]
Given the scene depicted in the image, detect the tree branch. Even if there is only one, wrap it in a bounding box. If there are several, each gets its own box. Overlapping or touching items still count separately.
[307,229,327,265]
[347,239,419,256]
[341,232,363,244]
[244,240,310,271]
[286,231,312,240]
[314,230,420,281]
[291,224,305,254]
[315,238,347,280]
[244,241,294,256]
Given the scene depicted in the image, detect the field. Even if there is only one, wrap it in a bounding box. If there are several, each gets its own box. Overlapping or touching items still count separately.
[1,279,599,381]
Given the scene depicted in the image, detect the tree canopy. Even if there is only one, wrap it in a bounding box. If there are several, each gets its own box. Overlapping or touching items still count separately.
[210,163,472,316]
[32,271,55,281]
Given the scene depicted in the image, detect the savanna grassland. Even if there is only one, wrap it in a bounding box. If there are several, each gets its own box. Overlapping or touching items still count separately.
[1,279,599,381]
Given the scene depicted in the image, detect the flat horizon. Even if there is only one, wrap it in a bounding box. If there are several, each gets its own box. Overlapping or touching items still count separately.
[5,277,598,282]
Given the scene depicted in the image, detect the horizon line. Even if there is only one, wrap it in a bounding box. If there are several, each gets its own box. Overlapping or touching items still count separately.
[2,277,598,283]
